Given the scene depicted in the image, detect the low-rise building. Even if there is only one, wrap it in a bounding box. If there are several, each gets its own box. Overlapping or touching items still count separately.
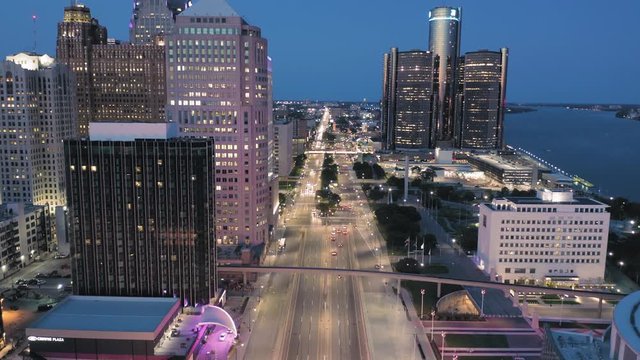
[477,189,609,286]
[0,203,51,278]
[467,153,536,186]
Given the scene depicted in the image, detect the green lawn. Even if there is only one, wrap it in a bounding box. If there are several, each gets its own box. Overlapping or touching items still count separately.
[422,264,448,274]
[445,334,509,348]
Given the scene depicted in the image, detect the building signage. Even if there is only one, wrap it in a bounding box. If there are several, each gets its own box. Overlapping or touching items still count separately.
[28,336,65,342]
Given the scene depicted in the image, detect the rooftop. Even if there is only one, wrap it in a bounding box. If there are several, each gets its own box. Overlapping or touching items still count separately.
[179,0,239,17]
[470,153,534,171]
[500,196,605,206]
[28,296,180,337]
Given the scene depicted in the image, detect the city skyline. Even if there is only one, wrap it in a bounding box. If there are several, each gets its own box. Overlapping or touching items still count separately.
[2,0,638,103]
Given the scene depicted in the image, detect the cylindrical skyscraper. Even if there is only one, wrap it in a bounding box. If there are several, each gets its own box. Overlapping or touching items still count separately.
[428,6,461,146]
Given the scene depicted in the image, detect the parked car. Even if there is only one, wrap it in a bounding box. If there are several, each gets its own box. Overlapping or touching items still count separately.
[35,273,48,279]
[17,284,29,290]
[27,279,38,286]
[14,279,25,286]
[48,270,59,277]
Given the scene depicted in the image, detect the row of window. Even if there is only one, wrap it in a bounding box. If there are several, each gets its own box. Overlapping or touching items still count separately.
[498,258,600,264]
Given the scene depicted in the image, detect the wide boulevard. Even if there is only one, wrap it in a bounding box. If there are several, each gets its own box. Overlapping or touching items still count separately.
[243,109,421,359]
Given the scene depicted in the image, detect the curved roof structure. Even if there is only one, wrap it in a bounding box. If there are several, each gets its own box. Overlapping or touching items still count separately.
[198,305,237,336]
[613,291,640,354]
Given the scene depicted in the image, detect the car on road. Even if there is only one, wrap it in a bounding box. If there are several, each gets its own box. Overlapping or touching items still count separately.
[337,243,343,248]
[331,251,338,256]
[14,279,25,286]
[35,273,48,279]
[374,264,381,269]
[17,284,29,290]
[27,279,39,286]
[219,332,227,341]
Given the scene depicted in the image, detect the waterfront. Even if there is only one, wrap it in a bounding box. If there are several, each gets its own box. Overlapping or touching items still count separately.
[505,106,640,201]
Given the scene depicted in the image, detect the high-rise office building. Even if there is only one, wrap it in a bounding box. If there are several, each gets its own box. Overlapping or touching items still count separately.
[91,39,167,122]
[381,48,433,150]
[457,49,508,149]
[274,120,294,178]
[57,3,167,127]
[428,6,461,146]
[166,0,271,259]
[65,124,216,304]
[0,53,77,207]
[56,4,108,136]
[130,0,189,45]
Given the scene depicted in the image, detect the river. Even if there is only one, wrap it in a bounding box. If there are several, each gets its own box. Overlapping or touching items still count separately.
[505,106,640,201]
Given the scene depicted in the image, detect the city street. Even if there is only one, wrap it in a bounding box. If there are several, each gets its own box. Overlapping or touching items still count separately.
[244,109,421,359]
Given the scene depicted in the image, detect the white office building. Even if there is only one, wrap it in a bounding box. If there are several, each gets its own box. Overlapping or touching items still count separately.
[477,189,609,286]
[0,52,76,207]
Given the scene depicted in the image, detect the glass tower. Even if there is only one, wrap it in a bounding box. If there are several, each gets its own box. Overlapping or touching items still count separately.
[428,6,461,146]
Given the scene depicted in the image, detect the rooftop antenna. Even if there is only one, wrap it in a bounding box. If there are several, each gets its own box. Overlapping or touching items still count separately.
[32,14,37,52]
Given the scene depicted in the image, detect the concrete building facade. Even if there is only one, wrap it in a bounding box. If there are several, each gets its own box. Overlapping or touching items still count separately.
[165,0,271,258]
[0,53,77,208]
[273,120,294,178]
[477,190,609,286]
[56,4,108,136]
[57,4,167,127]
[0,203,51,277]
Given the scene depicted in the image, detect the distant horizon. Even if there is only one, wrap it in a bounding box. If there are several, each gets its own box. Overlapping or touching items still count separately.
[1,0,638,103]
[274,99,640,107]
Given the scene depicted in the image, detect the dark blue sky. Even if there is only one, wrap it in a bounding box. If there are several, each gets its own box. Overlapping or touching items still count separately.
[3,0,639,103]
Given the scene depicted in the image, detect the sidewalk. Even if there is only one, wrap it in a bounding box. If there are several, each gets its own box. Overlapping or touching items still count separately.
[399,287,437,360]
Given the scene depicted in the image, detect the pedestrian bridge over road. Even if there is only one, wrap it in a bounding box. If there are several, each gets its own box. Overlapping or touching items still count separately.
[218,265,626,302]
[306,150,361,155]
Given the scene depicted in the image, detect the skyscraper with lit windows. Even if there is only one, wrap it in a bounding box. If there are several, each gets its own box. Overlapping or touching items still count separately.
[130,0,189,45]
[381,48,433,150]
[457,49,508,149]
[165,0,271,260]
[428,6,461,146]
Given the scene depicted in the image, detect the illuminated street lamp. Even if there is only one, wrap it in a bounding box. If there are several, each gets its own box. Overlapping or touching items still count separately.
[441,332,447,359]
[420,289,426,320]
[480,289,486,317]
[619,261,625,270]
[430,310,436,341]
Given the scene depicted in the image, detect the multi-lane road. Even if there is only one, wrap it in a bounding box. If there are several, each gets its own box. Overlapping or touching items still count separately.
[244,109,421,359]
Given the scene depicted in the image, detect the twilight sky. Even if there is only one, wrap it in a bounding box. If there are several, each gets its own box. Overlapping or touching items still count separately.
[2,0,639,103]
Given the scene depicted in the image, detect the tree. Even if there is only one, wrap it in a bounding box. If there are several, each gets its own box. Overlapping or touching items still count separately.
[396,257,421,274]
[372,163,386,179]
[459,226,478,253]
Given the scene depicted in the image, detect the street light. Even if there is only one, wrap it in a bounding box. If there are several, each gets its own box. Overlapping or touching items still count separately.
[420,289,426,320]
[619,261,625,270]
[430,310,435,341]
[480,289,486,317]
[441,332,447,360]
[559,294,568,326]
